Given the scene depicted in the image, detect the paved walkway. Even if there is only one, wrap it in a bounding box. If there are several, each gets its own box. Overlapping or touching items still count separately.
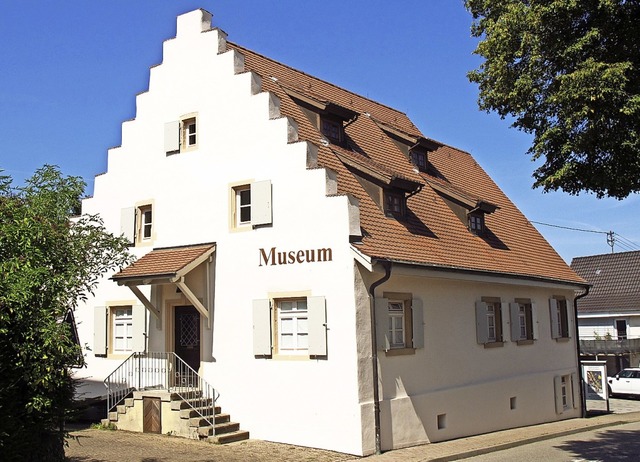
[66,399,640,462]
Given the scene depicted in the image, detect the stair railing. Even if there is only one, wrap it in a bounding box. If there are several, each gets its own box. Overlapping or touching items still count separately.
[103,351,218,429]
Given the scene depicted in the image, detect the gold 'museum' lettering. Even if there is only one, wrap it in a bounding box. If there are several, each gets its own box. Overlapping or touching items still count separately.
[259,246,333,267]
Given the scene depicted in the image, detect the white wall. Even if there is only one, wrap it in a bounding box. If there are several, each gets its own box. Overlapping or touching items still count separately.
[75,10,365,455]
[355,265,581,450]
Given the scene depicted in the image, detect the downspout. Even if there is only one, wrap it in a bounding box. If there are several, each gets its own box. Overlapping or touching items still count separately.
[368,259,392,455]
[574,285,590,417]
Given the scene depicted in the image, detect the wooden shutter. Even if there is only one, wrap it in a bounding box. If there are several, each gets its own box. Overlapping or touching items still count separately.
[531,303,539,340]
[250,180,272,226]
[549,298,560,339]
[554,375,564,414]
[571,372,578,408]
[375,298,390,351]
[120,207,136,244]
[509,302,520,341]
[252,299,272,356]
[132,304,146,353]
[411,299,424,349]
[500,302,509,342]
[567,302,574,338]
[94,306,107,356]
[164,121,180,153]
[475,301,489,344]
[307,296,327,356]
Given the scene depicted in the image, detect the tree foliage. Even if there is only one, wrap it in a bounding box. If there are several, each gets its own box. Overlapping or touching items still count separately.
[0,166,132,461]
[466,0,640,199]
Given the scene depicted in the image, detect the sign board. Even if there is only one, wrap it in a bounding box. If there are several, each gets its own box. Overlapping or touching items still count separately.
[581,360,608,400]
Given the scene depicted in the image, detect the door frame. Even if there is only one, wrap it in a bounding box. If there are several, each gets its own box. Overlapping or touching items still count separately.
[165,300,203,372]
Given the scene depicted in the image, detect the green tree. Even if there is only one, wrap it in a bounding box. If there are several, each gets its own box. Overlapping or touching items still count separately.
[466,0,640,199]
[0,166,132,461]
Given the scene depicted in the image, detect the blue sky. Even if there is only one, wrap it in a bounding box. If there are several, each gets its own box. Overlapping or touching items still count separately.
[1,1,638,263]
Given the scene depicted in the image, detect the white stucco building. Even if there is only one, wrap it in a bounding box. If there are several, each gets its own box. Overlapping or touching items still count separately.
[73,9,588,455]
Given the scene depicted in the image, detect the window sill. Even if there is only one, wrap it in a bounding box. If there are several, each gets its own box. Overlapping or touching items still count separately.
[555,337,571,343]
[516,339,535,346]
[384,347,415,357]
[483,341,504,349]
[272,353,311,361]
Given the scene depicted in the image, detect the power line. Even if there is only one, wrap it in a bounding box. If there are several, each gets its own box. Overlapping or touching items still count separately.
[530,221,640,253]
[529,221,608,234]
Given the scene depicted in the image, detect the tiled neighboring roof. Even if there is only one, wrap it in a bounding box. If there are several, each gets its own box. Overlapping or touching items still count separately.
[570,251,640,313]
[227,42,585,286]
[112,243,215,281]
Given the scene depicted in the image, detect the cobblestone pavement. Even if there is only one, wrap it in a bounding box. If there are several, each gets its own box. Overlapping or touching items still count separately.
[65,397,640,462]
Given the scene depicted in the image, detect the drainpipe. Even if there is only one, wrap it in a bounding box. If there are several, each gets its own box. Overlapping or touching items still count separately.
[368,259,392,455]
[574,285,590,417]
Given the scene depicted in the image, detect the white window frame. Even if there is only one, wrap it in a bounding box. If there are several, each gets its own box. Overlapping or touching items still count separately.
[232,180,272,229]
[550,297,571,340]
[164,113,198,154]
[276,299,309,354]
[388,300,406,349]
[554,373,577,414]
[510,299,538,343]
[112,306,133,353]
[476,299,507,345]
[375,294,424,353]
[252,296,327,358]
[94,304,146,357]
[139,205,153,241]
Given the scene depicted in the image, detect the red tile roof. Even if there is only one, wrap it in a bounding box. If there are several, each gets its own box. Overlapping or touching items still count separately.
[112,244,215,281]
[571,251,640,313]
[227,41,585,286]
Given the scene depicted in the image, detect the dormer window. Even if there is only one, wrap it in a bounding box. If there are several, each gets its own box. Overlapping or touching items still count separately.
[321,118,343,143]
[385,191,405,217]
[410,150,428,171]
[468,213,485,235]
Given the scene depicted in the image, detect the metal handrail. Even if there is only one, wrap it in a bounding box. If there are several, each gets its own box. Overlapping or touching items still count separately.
[103,352,218,429]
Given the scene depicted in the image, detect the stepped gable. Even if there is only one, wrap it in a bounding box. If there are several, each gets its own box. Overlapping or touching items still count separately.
[227,42,584,285]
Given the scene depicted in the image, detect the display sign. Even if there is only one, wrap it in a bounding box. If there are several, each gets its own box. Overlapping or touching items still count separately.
[582,361,608,400]
[259,246,333,267]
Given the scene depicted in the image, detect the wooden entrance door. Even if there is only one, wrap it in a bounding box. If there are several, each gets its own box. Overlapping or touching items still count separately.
[174,305,201,372]
[143,397,161,433]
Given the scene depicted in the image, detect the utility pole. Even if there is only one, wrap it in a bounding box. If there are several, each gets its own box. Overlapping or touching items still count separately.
[606,231,615,253]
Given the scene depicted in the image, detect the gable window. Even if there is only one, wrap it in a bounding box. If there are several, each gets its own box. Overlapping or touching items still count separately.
[476,297,505,346]
[384,191,405,217]
[120,203,154,246]
[183,117,197,148]
[468,213,485,235]
[139,205,153,241]
[321,118,343,143]
[550,297,570,340]
[164,113,198,154]
[231,180,272,229]
[510,299,538,343]
[252,296,327,357]
[375,293,424,354]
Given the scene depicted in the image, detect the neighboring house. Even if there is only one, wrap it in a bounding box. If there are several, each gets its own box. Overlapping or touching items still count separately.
[73,9,588,456]
[571,251,640,374]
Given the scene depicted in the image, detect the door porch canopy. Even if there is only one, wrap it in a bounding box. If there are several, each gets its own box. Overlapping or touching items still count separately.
[111,243,216,325]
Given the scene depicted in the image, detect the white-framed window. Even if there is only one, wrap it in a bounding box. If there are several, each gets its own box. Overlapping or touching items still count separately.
[510,299,538,342]
[93,305,146,357]
[164,114,198,154]
[476,298,505,345]
[120,203,154,246]
[236,186,251,226]
[388,300,406,348]
[276,299,309,354]
[375,293,424,353]
[139,205,152,241]
[550,297,571,339]
[231,180,272,229]
[112,307,133,353]
[252,296,327,357]
[554,373,576,414]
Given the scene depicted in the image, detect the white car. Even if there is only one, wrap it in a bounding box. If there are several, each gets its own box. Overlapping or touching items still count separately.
[608,368,640,397]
